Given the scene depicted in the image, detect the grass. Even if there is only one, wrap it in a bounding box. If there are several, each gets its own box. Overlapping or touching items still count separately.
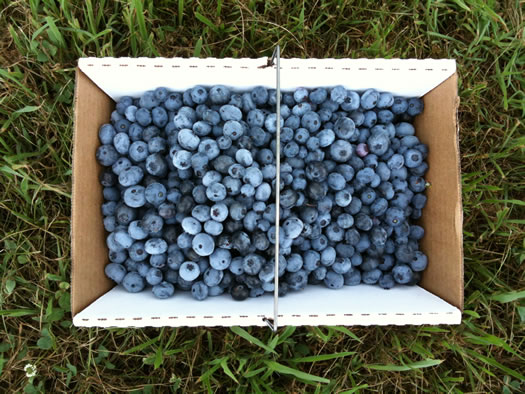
[0,0,524,392]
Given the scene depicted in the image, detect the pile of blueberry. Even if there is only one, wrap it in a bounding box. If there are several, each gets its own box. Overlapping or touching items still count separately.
[96,84,428,301]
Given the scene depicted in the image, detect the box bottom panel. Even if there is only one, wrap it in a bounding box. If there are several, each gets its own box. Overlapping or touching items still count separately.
[73,285,460,327]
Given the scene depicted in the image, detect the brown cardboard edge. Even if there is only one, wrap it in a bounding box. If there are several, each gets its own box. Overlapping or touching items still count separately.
[453,74,464,311]
[416,72,464,311]
[71,68,114,317]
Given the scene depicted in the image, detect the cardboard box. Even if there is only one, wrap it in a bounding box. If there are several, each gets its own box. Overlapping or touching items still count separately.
[72,57,463,327]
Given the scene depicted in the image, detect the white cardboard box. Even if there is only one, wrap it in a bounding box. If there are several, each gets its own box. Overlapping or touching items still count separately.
[72,57,463,328]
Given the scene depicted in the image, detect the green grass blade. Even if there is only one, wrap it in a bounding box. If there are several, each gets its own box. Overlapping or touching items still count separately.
[365,359,443,371]
[289,351,356,363]
[491,290,525,303]
[264,360,330,384]
[230,326,276,354]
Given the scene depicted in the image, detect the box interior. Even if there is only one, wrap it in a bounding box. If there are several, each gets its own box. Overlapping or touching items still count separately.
[72,58,462,327]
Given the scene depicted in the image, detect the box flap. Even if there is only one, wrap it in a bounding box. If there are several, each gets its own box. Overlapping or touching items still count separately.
[277,285,461,326]
[78,57,456,101]
[73,284,460,327]
[73,286,273,327]
[415,73,464,310]
[71,69,114,316]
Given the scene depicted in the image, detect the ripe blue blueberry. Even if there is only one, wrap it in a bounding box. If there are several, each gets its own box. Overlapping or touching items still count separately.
[99,124,116,145]
[105,263,127,283]
[191,281,209,301]
[152,281,175,299]
[209,85,231,105]
[330,85,347,104]
[360,89,379,110]
[324,270,344,289]
[122,272,146,293]
[145,238,168,255]
[145,267,163,286]
[192,233,215,256]
[96,145,120,167]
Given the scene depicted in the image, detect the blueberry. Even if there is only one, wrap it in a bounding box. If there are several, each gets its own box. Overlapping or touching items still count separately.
[306,265,324,282]
[189,85,207,104]
[192,233,215,256]
[171,150,191,170]
[409,225,425,240]
[334,117,356,140]
[99,124,116,145]
[230,284,249,301]
[145,238,168,255]
[392,264,414,284]
[210,85,231,105]
[127,141,147,163]
[235,149,253,166]
[145,153,167,177]
[360,89,379,110]
[149,252,167,268]
[223,120,243,140]
[340,90,360,111]
[301,111,321,133]
[286,270,308,291]
[208,285,224,296]
[309,88,328,104]
[96,145,119,167]
[103,216,117,232]
[105,263,127,283]
[361,187,377,205]
[283,141,299,158]
[202,267,223,287]
[404,149,423,168]
[191,153,209,176]
[142,182,165,206]
[219,104,242,121]
[367,130,390,156]
[133,108,151,127]
[334,189,352,207]
[149,106,167,128]
[330,85,346,104]
[191,281,209,301]
[251,86,268,105]
[264,113,283,134]
[189,206,209,224]
[377,110,394,124]
[122,272,146,293]
[410,251,428,272]
[324,271,344,289]
[181,217,202,235]
[179,261,200,281]
[335,213,352,229]
[283,217,304,239]
[390,97,407,114]
[407,97,424,116]
[100,170,118,188]
[362,269,382,284]
[152,281,175,299]
[292,87,308,103]
[102,187,120,203]
[343,268,361,286]
[122,185,145,208]
[326,172,346,191]
[325,222,344,242]
[301,250,320,272]
[114,118,131,133]
[144,267,162,286]
[361,111,376,129]
[330,140,353,162]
